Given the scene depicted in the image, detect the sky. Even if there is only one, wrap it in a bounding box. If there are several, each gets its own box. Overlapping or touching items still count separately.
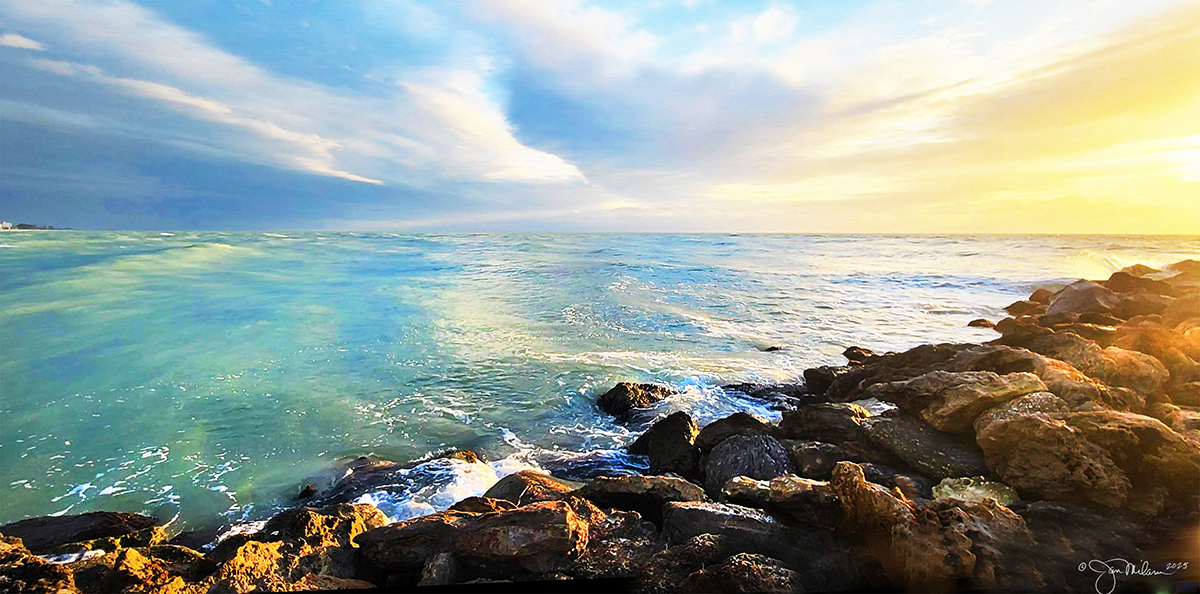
[0,0,1197,232]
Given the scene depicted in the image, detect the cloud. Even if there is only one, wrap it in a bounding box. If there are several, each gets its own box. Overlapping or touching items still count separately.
[0,33,44,50]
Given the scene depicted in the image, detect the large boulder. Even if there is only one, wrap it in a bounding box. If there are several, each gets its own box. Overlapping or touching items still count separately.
[633,534,729,593]
[450,499,590,575]
[662,502,784,556]
[720,475,843,530]
[481,470,575,506]
[1112,325,1199,377]
[994,329,1167,398]
[1162,294,1200,329]
[864,370,1046,432]
[973,391,1070,435]
[695,412,778,452]
[704,435,794,495]
[355,510,478,581]
[597,382,677,419]
[1105,271,1177,297]
[859,415,989,480]
[950,344,1142,411]
[778,403,870,443]
[976,414,1130,509]
[1046,280,1120,316]
[1113,293,1175,320]
[0,534,78,593]
[778,440,861,479]
[67,545,213,594]
[826,344,977,401]
[1061,411,1200,516]
[678,553,804,593]
[0,512,158,555]
[572,475,706,525]
[626,411,700,478]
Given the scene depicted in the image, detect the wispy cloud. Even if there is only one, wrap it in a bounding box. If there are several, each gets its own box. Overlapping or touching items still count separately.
[0,33,44,50]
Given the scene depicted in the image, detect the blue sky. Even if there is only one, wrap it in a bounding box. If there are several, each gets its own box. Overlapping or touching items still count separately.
[1,0,1197,232]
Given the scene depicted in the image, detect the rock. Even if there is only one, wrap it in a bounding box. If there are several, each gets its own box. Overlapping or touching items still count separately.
[355,510,477,580]
[802,366,846,396]
[1113,292,1176,319]
[1145,403,1200,440]
[1029,288,1055,304]
[828,462,915,536]
[1106,271,1177,296]
[931,476,1018,505]
[597,382,677,419]
[482,471,575,506]
[633,534,729,593]
[951,344,1141,411]
[778,440,853,479]
[313,450,485,505]
[0,535,77,594]
[417,552,460,587]
[859,415,989,480]
[1062,411,1200,516]
[1046,280,1121,316]
[843,346,877,364]
[450,500,589,575]
[826,343,975,401]
[678,553,804,593]
[1048,322,1117,345]
[864,370,1046,432]
[1112,325,1198,380]
[1119,264,1162,278]
[260,502,388,550]
[1016,501,1157,593]
[1162,294,1200,329]
[857,464,934,500]
[0,512,158,555]
[167,526,220,551]
[627,411,700,478]
[662,501,783,555]
[967,318,994,328]
[704,435,794,495]
[67,546,210,594]
[46,526,168,557]
[778,403,870,443]
[449,497,517,514]
[976,413,1130,509]
[973,391,1069,434]
[695,412,777,452]
[571,475,705,526]
[1005,299,1044,316]
[293,574,377,590]
[994,328,1167,398]
[720,475,844,530]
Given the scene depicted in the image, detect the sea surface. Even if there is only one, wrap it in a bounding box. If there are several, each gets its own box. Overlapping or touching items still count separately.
[1,233,1197,535]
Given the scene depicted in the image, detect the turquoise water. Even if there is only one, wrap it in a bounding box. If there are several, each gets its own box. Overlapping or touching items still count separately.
[1,233,1197,531]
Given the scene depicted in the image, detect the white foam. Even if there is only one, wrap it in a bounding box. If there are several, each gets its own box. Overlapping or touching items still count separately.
[42,549,107,564]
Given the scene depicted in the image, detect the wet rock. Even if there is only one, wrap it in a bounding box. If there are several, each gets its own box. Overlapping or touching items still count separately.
[695,412,778,453]
[801,366,846,396]
[314,450,485,505]
[678,553,804,593]
[68,545,211,594]
[967,318,994,328]
[826,343,975,401]
[47,526,168,557]
[167,526,221,551]
[973,391,1069,434]
[931,476,1018,505]
[1049,322,1117,345]
[0,535,77,594]
[627,411,700,478]
[857,464,934,500]
[1005,299,1044,316]
[976,413,1130,509]
[704,435,794,495]
[449,497,517,514]
[572,475,705,526]
[450,500,589,575]
[482,470,575,506]
[1106,271,1178,296]
[859,415,989,480]
[778,403,870,443]
[778,440,852,479]
[1062,410,1200,516]
[864,370,1046,432]
[843,346,877,364]
[296,484,318,501]
[633,534,728,593]
[1046,280,1121,316]
[0,512,158,555]
[597,382,677,419]
[662,501,783,555]
[720,475,843,530]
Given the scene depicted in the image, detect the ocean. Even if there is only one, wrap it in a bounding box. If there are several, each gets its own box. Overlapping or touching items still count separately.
[1,232,1196,534]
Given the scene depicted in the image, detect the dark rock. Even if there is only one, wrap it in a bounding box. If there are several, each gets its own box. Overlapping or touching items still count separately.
[857,464,934,500]
[634,533,729,592]
[167,526,221,551]
[0,512,158,554]
[1119,264,1163,278]
[678,553,804,593]
[314,450,486,505]
[1029,288,1055,304]
[778,440,851,479]
[859,415,989,480]
[720,475,845,531]
[0,535,77,593]
[761,345,786,352]
[482,471,575,507]
[1048,322,1117,345]
[296,483,318,501]
[627,411,700,478]
[967,318,995,328]
[976,413,1130,509]
[662,501,783,553]
[418,552,460,587]
[1079,311,1126,326]
[355,510,477,579]
[572,475,705,526]
[450,497,517,514]
[1046,280,1121,316]
[46,525,167,557]
[1113,293,1176,319]
[802,366,846,396]
[1016,501,1157,593]
[842,346,877,364]
[863,370,1045,432]
[826,343,975,402]
[450,500,589,575]
[597,382,677,419]
[695,412,777,453]
[705,435,794,495]
[778,403,870,443]
[1106,271,1177,296]
[1005,299,1044,316]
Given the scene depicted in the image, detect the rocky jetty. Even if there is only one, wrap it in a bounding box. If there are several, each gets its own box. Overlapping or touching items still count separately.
[3,260,1198,592]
